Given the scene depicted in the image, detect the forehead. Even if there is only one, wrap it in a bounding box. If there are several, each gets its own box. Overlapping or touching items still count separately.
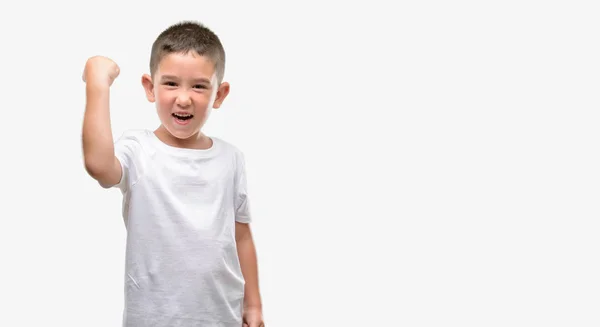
[155,52,216,79]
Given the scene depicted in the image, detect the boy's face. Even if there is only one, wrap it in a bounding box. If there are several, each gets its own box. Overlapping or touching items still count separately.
[141,52,229,141]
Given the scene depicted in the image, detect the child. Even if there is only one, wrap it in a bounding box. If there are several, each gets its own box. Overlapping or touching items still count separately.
[81,21,264,327]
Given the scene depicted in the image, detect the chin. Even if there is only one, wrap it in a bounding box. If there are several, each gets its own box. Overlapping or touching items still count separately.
[159,120,198,138]
[168,128,201,140]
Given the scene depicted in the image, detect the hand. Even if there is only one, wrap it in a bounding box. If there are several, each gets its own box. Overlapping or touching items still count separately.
[242,306,265,327]
[82,56,120,87]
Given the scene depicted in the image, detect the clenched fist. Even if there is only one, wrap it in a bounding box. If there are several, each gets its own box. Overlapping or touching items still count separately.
[82,56,120,87]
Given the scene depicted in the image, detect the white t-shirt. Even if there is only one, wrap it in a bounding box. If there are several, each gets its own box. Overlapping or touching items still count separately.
[111,129,251,327]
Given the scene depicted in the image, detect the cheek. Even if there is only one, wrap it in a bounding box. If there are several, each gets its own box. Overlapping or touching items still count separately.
[156,92,174,109]
[195,97,211,108]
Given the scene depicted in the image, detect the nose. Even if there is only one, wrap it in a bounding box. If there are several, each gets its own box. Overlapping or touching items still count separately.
[176,91,192,107]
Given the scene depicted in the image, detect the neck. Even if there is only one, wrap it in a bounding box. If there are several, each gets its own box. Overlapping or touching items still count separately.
[153,126,213,150]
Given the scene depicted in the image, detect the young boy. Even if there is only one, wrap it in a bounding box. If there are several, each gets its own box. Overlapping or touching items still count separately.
[81,21,264,327]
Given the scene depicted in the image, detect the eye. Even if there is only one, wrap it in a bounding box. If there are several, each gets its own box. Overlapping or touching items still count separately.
[164,81,177,87]
[194,84,207,89]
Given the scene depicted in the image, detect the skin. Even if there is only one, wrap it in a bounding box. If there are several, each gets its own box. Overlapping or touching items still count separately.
[82,52,264,327]
[141,52,229,150]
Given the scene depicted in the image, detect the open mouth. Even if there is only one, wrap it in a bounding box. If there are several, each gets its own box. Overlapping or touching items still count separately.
[172,113,194,121]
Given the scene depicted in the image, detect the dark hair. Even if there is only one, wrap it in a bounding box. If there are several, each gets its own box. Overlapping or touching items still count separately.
[150,21,226,83]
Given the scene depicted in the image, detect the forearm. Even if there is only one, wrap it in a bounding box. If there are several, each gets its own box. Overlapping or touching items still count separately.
[82,84,115,175]
[237,233,262,309]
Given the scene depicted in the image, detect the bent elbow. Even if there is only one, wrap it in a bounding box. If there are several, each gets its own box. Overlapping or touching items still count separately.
[84,157,118,188]
[84,158,105,178]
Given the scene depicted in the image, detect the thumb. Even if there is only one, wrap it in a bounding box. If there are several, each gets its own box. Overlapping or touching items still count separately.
[110,65,120,80]
[108,65,120,86]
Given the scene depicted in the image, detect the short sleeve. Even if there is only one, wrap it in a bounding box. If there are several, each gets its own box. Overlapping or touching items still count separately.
[112,131,144,193]
[234,152,252,223]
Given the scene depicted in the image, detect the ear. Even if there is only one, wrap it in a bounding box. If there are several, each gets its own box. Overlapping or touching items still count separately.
[212,82,230,109]
[141,74,156,103]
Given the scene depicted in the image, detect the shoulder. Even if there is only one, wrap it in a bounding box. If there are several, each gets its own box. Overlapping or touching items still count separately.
[211,137,248,173]
[212,137,245,158]
[115,129,159,151]
[116,129,152,143]
[114,129,157,159]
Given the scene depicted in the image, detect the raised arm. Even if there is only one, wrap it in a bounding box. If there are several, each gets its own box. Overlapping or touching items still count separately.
[81,56,122,188]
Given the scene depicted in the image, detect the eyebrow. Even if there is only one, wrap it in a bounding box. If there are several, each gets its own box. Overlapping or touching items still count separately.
[160,75,212,84]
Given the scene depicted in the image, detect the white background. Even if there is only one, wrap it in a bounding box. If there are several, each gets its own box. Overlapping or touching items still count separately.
[0,1,598,326]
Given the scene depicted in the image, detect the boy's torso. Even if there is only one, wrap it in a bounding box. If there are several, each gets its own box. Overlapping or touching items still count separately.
[118,130,245,327]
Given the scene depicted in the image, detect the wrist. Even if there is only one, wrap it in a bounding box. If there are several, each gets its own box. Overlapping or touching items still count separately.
[244,302,262,311]
[86,81,111,93]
